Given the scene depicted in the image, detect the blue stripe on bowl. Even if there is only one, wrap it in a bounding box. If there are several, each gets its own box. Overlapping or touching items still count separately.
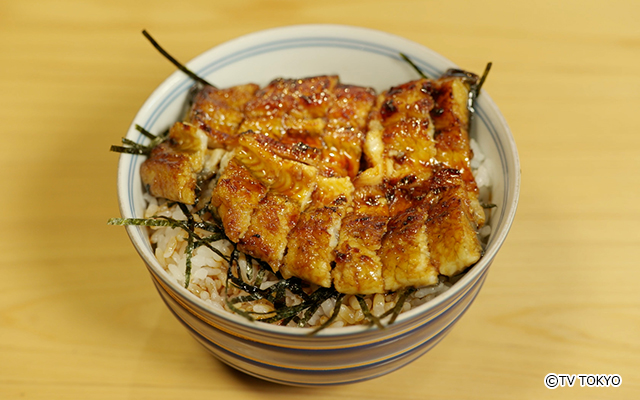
[153,266,487,371]
[238,332,452,386]
[194,36,443,80]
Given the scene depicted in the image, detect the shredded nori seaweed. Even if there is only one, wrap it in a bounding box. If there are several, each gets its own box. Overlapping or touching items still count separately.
[108,211,422,334]
[107,211,230,279]
[142,30,214,87]
[309,293,345,335]
[379,287,416,325]
[109,124,169,155]
[399,52,429,79]
[467,62,492,115]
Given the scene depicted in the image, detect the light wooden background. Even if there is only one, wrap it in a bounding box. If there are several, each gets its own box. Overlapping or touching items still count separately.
[1,1,638,399]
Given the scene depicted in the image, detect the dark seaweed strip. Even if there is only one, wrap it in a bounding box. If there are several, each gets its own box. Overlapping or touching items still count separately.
[184,233,194,288]
[473,62,492,96]
[109,145,149,155]
[194,220,225,234]
[194,239,230,263]
[226,253,268,298]
[111,125,168,157]
[399,53,429,79]
[268,285,288,309]
[115,137,155,156]
[195,232,226,243]
[295,288,336,327]
[228,294,265,305]
[111,140,153,155]
[134,124,158,140]
[224,248,256,321]
[178,203,196,288]
[264,278,294,300]
[151,214,222,241]
[132,125,169,151]
[280,314,297,326]
[121,137,144,147]
[356,296,385,330]
[378,306,394,320]
[109,215,231,274]
[309,293,346,335]
[231,256,266,296]
[243,256,256,281]
[254,268,266,287]
[258,288,334,324]
[216,245,344,330]
[118,204,199,290]
[224,297,255,321]
[379,288,417,325]
[263,278,312,307]
[142,30,214,88]
[194,233,227,251]
[143,135,166,149]
[151,216,191,231]
[468,62,492,114]
[292,288,336,325]
[256,259,273,274]
[225,267,338,327]
[265,280,289,310]
[227,247,240,272]
[109,215,230,263]
[178,203,194,223]
[107,217,182,228]
[227,271,264,296]
[187,214,226,238]
[284,278,312,303]
[195,204,214,218]
[258,301,309,324]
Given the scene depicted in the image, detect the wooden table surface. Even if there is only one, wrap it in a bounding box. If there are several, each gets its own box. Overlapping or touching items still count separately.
[1,1,638,398]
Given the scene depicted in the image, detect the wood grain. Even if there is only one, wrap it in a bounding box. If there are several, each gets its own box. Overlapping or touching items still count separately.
[1,0,639,398]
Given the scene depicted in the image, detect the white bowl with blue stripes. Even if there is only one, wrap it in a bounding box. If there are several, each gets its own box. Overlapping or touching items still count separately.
[117,24,520,386]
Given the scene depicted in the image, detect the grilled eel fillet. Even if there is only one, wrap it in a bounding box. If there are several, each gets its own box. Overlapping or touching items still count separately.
[239,76,376,178]
[281,175,354,287]
[336,75,485,294]
[332,168,389,294]
[231,132,319,268]
[141,72,486,294]
[141,83,261,205]
[187,83,260,149]
[140,121,208,205]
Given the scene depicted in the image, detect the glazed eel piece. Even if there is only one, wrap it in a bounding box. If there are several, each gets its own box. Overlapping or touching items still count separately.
[140,72,485,294]
[333,74,485,294]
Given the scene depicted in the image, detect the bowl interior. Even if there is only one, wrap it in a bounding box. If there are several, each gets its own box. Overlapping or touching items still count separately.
[118,24,520,336]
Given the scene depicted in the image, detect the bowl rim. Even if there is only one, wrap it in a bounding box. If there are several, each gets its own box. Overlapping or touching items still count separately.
[118,23,521,338]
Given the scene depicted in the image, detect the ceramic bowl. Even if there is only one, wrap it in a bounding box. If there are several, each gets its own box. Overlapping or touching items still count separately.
[117,24,520,386]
